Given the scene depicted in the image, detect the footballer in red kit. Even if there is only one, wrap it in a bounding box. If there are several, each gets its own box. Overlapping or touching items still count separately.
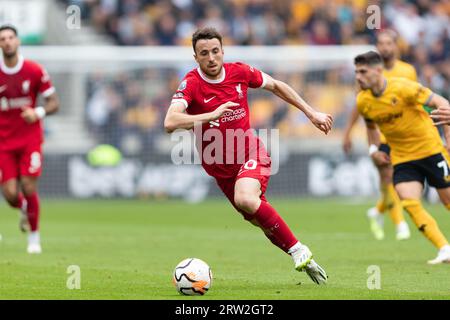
[0,25,60,254]
[172,61,271,181]
[165,27,333,284]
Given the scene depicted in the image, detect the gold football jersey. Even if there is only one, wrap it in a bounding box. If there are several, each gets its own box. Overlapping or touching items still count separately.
[357,77,441,165]
[383,60,417,82]
[378,60,418,144]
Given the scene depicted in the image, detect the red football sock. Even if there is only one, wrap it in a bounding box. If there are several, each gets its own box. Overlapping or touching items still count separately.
[11,193,25,209]
[25,193,40,232]
[252,200,298,253]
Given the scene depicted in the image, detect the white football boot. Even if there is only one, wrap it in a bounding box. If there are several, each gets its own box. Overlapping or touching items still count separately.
[19,200,29,233]
[395,221,411,241]
[304,259,328,285]
[290,243,328,285]
[367,207,384,240]
[27,231,42,254]
[428,245,450,265]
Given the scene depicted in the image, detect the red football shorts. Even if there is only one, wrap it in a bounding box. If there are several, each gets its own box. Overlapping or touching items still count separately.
[0,144,43,184]
[215,157,271,211]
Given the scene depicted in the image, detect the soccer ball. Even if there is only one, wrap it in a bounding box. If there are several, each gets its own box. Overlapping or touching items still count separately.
[173,258,212,296]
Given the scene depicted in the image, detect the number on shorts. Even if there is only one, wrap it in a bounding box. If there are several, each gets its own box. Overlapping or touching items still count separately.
[243,159,257,170]
[29,152,41,173]
[437,160,449,178]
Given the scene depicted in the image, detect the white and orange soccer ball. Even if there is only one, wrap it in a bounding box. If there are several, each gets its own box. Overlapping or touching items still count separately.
[172,258,212,296]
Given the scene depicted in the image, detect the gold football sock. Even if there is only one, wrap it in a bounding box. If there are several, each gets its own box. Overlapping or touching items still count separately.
[386,184,405,225]
[375,185,387,213]
[402,199,449,249]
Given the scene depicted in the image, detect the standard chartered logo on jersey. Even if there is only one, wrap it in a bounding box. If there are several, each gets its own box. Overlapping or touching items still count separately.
[170,123,280,175]
[208,108,246,128]
[220,108,247,123]
[0,97,33,111]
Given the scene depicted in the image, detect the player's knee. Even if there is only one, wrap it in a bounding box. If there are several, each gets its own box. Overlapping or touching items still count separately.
[2,186,19,206]
[21,179,37,196]
[234,192,260,214]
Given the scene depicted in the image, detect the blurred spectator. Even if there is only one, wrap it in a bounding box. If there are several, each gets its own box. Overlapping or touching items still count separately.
[392,3,425,46]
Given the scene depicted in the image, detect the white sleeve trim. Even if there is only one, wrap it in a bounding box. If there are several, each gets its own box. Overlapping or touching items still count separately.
[42,86,55,98]
[259,72,268,89]
[171,98,188,109]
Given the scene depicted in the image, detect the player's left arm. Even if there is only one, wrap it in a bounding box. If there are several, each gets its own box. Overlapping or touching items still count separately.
[428,94,450,125]
[41,91,60,116]
[427,93,450,152]
[441,123,450,155]
[21,65,60,124]
[261,73,333,134]
[21,91,60,124]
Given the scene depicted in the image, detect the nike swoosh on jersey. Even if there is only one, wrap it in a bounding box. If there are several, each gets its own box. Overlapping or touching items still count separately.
[204,96,216,103]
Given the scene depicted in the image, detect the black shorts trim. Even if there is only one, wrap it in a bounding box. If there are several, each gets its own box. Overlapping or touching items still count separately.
[393,153,450,189]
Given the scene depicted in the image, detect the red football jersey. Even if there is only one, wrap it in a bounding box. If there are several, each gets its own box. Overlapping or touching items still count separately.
[0,55,54,151]
[171,62,270,178]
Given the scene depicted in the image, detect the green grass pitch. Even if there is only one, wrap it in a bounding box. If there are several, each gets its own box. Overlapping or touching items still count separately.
[0,198,449,300]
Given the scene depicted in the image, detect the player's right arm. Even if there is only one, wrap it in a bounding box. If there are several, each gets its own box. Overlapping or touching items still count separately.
[341,106,360,154]
[356,94,389,166]
[364,119,390,166]
[164,101,236,133]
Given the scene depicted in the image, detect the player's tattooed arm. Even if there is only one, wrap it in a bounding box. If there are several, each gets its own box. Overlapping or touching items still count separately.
[365,119,389,166]
[164,101,237,133]
[261,73,333,135]
[21,92,60,124]
[429,94,450,126]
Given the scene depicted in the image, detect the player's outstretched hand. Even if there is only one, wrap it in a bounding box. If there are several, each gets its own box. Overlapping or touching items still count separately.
[209,102,239,121]
[20,107,39,124]
[309,111,333,135]
[431,105,450,126]
[371,151,390,166]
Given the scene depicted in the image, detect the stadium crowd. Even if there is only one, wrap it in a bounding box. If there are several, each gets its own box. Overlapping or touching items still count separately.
[61,0,450,151]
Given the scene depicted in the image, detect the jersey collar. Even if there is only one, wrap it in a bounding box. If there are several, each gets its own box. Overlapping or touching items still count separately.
[383,59,397,71]
[372,78,387,98]
[0,54,24,75]
[197,65,226,84]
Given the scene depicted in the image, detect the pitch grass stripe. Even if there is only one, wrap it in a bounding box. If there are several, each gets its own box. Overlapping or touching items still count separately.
[2,200,450,299]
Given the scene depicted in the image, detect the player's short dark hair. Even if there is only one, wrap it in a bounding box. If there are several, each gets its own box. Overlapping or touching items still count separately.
[354,51,383,66]
[0,24,18,36]
[192,27,223,53]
